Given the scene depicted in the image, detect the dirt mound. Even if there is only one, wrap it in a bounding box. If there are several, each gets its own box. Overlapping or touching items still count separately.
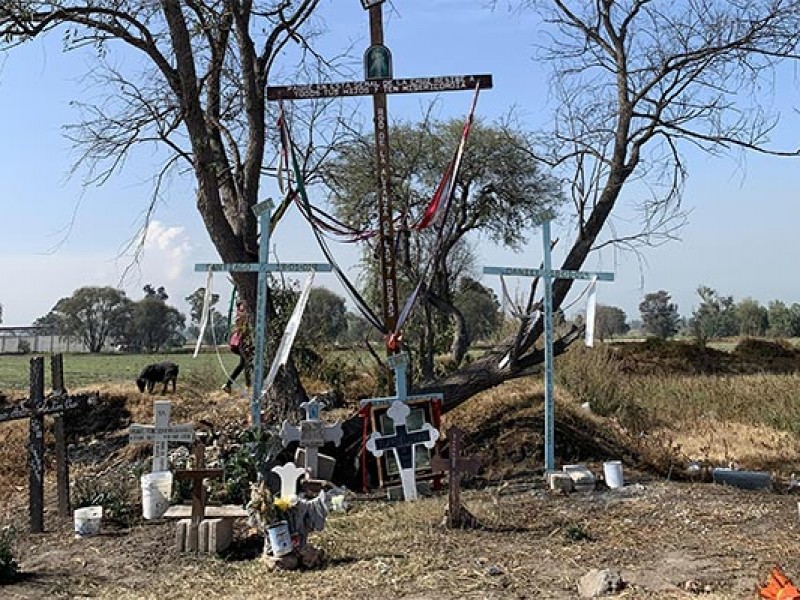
[444,382,661,482]
[611,339,732,375]
[610,338,800,376]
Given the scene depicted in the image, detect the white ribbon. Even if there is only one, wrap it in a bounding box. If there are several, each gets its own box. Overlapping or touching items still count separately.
[263,272,316,393]
[193,270,214,358]
[584,276,598,347]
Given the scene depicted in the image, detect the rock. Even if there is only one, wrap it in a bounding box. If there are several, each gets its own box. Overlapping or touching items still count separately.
[578,568,625,598]
[486,565,504,576]
[262,552,299,571]
[297,544,325,568]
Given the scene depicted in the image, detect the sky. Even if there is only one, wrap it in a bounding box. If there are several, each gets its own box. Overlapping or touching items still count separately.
[0,1,799,327]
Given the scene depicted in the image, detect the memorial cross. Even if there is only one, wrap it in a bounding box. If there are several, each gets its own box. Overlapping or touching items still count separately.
[431,426,480,528]
[279,398,343,479]
[174,441,224,525]
[0,355,97,532]
[366,400,440,501]
[483,219,614,472]
[195,199,331,426]
[267,0,492,346]
[128,401,195,472]
[358,352,442,490]
[271,462,308,501]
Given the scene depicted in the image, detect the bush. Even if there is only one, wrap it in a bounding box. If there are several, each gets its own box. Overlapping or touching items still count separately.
[72,470,138,527]
[17,340,30,355]
[0,526,19,583]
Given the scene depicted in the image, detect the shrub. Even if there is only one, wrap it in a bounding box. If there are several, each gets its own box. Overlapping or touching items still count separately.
[72,470,138,527]
[0,526,19,583]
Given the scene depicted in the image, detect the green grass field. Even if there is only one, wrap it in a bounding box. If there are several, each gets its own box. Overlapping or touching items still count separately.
[0,351,242,391]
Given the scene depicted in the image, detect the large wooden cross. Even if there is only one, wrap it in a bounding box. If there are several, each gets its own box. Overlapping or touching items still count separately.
[128,400,195,472]
[431,426,480,528]
[484,219,614,472]
[195,199,332,427]
[267,0,492,347]
[0,355,97,533]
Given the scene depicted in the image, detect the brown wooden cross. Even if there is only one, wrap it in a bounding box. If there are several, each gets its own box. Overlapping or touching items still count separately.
[431,426,480,528]
[174,441,224,526]
[267,1,492,349]
[0,355,97,532]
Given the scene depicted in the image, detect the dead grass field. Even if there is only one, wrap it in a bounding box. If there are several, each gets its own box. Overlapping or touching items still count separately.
[3,341,800,598]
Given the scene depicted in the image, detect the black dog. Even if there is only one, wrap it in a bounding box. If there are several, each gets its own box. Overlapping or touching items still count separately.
[136,362,179,394]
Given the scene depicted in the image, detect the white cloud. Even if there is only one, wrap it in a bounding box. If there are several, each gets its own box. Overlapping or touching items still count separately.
[140,221,194,285]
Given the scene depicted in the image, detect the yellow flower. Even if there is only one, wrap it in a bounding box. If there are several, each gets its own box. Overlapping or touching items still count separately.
[273,497,291,513]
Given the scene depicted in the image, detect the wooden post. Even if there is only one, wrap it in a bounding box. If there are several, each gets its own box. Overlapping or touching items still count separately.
[51,354,70,518]
[28,357,45,533]
[431,426,480,528]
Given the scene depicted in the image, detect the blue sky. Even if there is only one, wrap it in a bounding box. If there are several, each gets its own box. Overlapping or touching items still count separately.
[0,1,798,327]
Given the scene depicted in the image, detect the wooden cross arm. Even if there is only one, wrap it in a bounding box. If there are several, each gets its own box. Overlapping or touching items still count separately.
[430,456,481,475]
[174,468,224,481]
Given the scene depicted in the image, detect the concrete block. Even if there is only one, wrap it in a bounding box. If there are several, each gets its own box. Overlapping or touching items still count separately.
[204,518,233,553]
[186,522,199,552]
[175,519,190,552]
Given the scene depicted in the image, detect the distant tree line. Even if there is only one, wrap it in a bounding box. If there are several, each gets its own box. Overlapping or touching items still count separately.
[591,287,800,343]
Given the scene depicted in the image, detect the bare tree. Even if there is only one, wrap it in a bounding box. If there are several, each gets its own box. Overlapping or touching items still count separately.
[418,0,800,409]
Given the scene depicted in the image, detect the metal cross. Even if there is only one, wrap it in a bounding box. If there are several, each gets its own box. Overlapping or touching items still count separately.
[128,400,195,472]
[366,400,440,501]
[194,199,332,426]
[267,2,492,346]
[483,219,614,472]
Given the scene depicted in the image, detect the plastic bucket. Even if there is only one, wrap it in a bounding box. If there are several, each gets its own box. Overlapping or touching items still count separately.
[74,506,103,538]
[141,471,173,520]
[603,461,624,489]
[267,521,293,557]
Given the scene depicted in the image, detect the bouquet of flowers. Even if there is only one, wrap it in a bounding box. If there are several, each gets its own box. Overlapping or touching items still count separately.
[246,481,291,533]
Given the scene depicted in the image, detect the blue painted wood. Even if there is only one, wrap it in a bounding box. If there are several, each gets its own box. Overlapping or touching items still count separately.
[482,219,615,473]
[193,199,331,428]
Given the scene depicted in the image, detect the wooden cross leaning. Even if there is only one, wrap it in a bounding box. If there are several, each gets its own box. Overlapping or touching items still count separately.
[431,426,481,529]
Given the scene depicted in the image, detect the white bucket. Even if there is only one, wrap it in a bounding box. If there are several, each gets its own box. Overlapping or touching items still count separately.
[267,521,293,557]
[141,471,173,520]
[74,506,103,538]
[603,460,624,489]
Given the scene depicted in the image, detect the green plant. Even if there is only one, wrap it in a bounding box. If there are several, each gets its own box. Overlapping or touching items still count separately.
[73,471,138,527]
[222,428,284,506]
[564,523,592,542]
[0,526,19,583]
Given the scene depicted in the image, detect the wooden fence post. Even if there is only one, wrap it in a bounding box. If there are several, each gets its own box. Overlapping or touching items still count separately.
[51,354,71,518]
[28,357,45,533]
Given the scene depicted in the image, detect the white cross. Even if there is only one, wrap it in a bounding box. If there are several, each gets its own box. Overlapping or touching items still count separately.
[271,462,308,500]
[128,401,195,472]
[366,400,439,501]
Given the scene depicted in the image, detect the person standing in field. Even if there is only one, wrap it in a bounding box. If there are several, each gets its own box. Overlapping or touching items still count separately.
[222,300,253,393]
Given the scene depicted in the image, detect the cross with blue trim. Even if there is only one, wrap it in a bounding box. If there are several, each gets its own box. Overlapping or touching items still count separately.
[483,219,614,472]
[195,199,332,427]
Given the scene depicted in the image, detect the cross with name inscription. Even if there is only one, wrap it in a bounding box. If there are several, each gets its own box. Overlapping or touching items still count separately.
[431,426,480,528]
[483,219,614,472]
[128,400,195,472]
[366,399,439,501]
[195,199,332,427]
[279,398,343,479]
[267,0,492,350]
[0,355,97,532]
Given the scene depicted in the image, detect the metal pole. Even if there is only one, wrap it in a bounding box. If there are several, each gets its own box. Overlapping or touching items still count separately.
[251,200,274,427]
[542,219,555,472]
